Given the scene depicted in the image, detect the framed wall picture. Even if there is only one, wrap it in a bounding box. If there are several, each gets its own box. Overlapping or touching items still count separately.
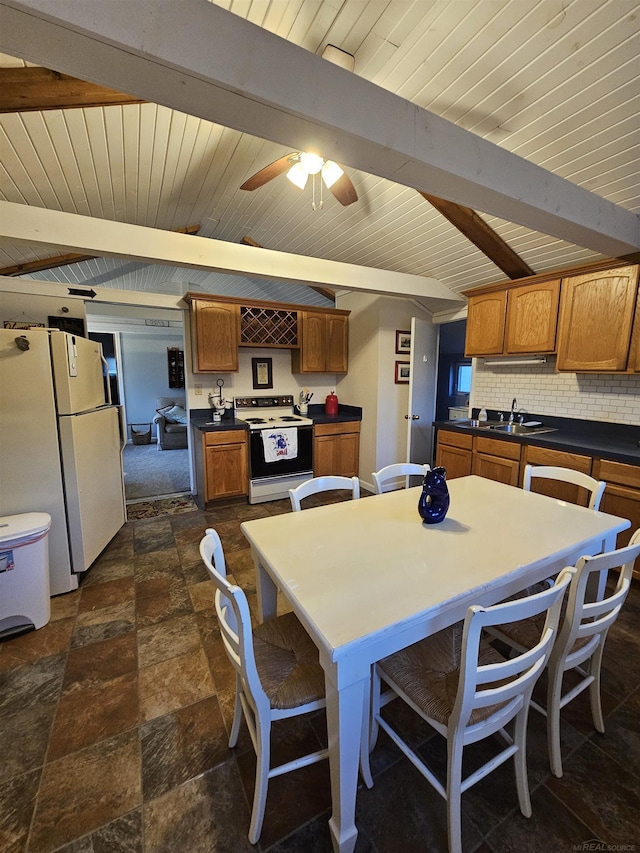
[252,357,273,389]
[395,361,410,384]
[395,329,411,354]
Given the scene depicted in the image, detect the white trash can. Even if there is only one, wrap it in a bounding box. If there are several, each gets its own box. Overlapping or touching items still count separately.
[0,512,52,638]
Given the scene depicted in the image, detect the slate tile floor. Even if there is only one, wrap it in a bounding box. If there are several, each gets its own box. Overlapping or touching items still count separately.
[1,494,640,853]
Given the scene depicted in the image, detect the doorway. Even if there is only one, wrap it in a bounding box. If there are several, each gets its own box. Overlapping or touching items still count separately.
[435,320,470,421]
[86,305,191,503]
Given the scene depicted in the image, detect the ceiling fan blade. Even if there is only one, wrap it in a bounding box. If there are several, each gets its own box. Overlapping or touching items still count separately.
[328,171,358,206]
[240,153,299,191]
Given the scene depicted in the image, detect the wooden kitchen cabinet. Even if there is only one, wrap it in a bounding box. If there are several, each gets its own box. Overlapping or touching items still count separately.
[434,429,472,479]
[465,291,507,356]
[556,265,639,372]
[472,435,521,486]
[194,429,248,507]
[522,445,593,505]
[465,280,559,357]
[504,279,560,354]
[292,310,349,374]
[593,459,640,578]
[189,298,239,372]
[314,421,360,477]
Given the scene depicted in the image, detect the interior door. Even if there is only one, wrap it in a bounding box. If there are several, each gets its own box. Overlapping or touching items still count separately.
[406,317,439,466]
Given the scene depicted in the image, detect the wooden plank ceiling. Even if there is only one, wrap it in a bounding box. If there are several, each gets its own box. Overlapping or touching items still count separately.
[0,0,638,306]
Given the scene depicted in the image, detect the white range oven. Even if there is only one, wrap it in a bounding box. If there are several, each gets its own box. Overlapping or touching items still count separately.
[234,395,314,504]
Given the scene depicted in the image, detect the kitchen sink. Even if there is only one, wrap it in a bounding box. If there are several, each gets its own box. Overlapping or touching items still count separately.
[448,419,557,436]
[491,423,557,435]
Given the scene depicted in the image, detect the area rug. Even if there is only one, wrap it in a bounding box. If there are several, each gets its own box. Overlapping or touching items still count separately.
[126,494,198,520]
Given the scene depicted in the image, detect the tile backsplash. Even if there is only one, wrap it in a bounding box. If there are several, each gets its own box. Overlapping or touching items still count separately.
[472,358,640,426]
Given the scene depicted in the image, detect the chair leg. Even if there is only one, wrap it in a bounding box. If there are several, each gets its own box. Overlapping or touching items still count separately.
[546,662,565,778]
[229,676,243,748]
[513,706,532,818]
[588,644,606,733]
[248,715,271,845]
[446,735,464,853]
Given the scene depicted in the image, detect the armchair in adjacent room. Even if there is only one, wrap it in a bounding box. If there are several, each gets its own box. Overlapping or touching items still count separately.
[153,396,188,450]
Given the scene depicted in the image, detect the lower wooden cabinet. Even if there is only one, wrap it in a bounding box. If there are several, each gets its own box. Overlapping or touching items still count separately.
[194,429,248,507]
[314,421,360,478]
[435,430,472,479]
[593,459,640,580]
[472,436,521,486]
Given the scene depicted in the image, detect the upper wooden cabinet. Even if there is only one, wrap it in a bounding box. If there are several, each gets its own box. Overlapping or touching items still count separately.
[292,310,349,374]
[465,291,506,356]
[556,265,639,372]
[465,280,559,357]
[189,298,239,373]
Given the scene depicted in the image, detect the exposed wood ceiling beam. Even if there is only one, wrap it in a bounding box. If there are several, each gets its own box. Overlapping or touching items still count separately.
[419,193,535,280]
[241,235,336,302]
[0,225,201,276]
[0,66,144,112]
[0,203,463,305]
[1,1,637,257]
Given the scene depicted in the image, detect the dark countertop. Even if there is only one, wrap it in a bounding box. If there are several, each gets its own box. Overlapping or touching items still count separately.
[434,410,640,466]
[190,403,363,432]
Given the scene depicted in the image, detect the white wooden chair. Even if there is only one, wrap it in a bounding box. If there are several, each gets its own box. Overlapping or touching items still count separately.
[288,475,360,512]
[523,464,606,510]
[369,570,573,853]
[489,529,640,778]
[372,462,430,494]
[199,528,328,844]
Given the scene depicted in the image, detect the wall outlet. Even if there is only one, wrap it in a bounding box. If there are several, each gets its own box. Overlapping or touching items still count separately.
[195,384,202,395]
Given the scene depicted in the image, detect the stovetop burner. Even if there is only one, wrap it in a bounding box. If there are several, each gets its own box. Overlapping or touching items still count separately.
[234,394,313,429]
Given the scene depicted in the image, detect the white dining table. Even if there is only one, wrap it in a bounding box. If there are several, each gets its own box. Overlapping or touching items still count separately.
[240,475,630,853]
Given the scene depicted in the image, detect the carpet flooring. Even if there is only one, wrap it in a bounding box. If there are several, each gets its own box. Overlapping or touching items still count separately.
[122,441,190,501]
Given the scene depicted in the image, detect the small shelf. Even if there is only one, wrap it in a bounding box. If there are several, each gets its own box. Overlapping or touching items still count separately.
[240,306,299,348]
[168,347,185,388]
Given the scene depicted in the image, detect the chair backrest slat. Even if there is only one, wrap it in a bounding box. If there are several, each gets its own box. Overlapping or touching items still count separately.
[289,475,359,511]
[523,464,606,510]
[372,463,430,494]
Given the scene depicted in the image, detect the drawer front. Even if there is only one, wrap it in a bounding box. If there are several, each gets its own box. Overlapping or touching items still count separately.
[314,421,360,437]
[593,458,640,489]
[204,429,247,447]
[473,436,521,461]
[523,445,592,474]
[437,429,473,450]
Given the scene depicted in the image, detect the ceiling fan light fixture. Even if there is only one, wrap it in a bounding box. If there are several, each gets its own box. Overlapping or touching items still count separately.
[299,152,323,175]
[286,162,308,189]
[321,160,344,188]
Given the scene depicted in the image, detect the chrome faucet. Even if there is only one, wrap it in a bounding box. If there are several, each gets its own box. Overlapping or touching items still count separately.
[508,398,517,423]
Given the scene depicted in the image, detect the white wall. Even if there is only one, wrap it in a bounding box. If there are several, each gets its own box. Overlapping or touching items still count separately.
[337,292,435,490]
[472,357,640,425]
[0,290,86,329]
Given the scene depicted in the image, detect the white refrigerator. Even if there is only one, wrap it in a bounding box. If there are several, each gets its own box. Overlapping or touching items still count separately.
[0,328,126,595]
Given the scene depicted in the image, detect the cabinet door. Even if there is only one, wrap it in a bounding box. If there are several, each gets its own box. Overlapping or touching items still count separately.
[192,300,239,372]
[522,445,593,505]
[298,311,326,372]
[314,434,338,477]
[204,442,247,499]
[325,314,348,373]
[505,280,560,354]
[556,265,639,371]
[465,291,507,356]
[435,444,472,479]
[472,452,520,486]
[336,431,360,477]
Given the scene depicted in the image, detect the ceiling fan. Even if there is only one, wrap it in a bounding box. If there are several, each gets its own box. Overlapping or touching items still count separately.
[240,151,358,207]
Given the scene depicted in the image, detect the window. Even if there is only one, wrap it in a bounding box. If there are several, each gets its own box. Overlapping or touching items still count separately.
[455,362,472,395]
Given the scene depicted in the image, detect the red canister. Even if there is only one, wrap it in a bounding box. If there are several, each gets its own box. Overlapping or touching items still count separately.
[325,391,339,415]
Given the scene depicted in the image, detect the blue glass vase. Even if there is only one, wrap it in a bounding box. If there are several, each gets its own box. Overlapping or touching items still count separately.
[418,466,450,524]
